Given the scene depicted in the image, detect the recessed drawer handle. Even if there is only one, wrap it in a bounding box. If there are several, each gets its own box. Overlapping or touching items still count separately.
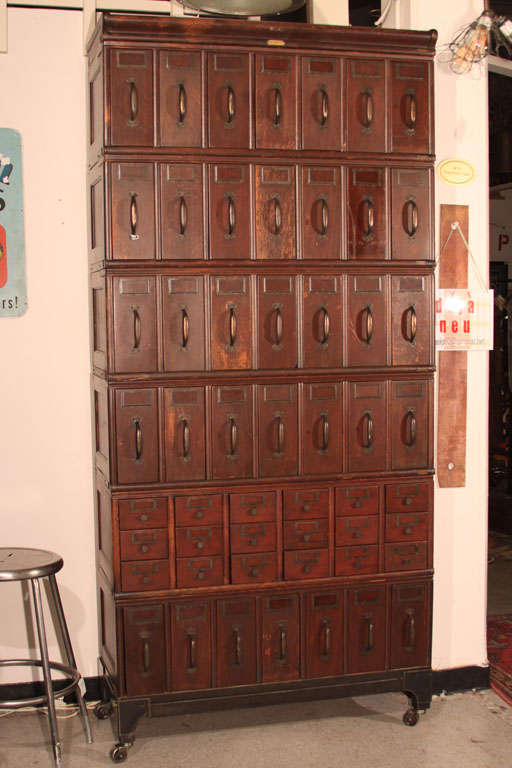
[320,307,330,344]
[276,417,285,455]
[361,198,375,237]
[129,194,139,241]
[272,198,282,235]
[249,567,259,577]
[179,196,187,236]
[229,417,238,456]
[279,628,287,661]
[404,305,417,343]
[320,199,329,235]
[135,420,143,460]
[128,80,138,123]
[362,90,374,128]
[321,414,329,451]
[140,544,149,553]
[405,92,417,129]
[323,621,331,656]
[407,612,416,650]
[234,627,241,665]
[227,85,236,123]
[274,306,283,346]
[320,88,329,125]
[404,199,419,237]
[227,196,236,236]
[182,420,191,459]
[178,84,187,124]
[141,637,150,674]
[229,306,237,346]
[188,635,197,670]
[132,307,141,350]
[363,306,374,344]
[362,412,374,449]
[273,87,282,126]
[181,308,190,348]
[405,410,417,447]
[366,619,375,652]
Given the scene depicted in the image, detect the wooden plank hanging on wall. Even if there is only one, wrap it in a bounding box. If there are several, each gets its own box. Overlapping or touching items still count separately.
[437,204,469,487]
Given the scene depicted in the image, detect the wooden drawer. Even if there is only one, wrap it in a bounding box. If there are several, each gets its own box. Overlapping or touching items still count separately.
[335,545,378,576]
[230,523,276,554]
[171,601,211,691]
[119,498,168,530]
[386,483,430,513]
[231,553,278,584]
[385,513,428,543]
[121,560,170,592]
[174,494,223,526]
[336,515,379,546]
[176,556,224,588]
[335,485,379,516]
[305,591,344,678]
[283,488,329,520]
[120,529,169,561]
[390,582,430,669]
[261,594,300,682]
[123,605,166,697]
[230,491,277,523]
[216,598,257,687]
[284,519,329,549]
[347,585,386,674]
[284,549,329,580]
[175,526,223,558]
[385,542,427,572]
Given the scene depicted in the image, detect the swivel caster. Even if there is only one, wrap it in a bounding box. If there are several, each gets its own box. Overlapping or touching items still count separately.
[403,707,419,726]
[110,744,128,762]
[94,701,113,720]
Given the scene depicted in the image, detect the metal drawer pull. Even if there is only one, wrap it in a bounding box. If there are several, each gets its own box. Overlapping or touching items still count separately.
[362,199,375,237]
[323,622,331,656]
[272,198,282,235]
[129,194,139,241]
[229,418,238,456]
[276,417,285,454]
[366,619,375,652]
[188,635,197,670]
[274,306,283,346]
[181,308,190,348]
[227,196,236,235]
[179,197,187,236]
[320,199,329,235]
[406,613,416,650]
[142,637,150,673]
[320,88,329,125]
[135,420,142,460]
[405,92,417,129]
[321,414,329,451]
[227,85,236,123]
[404,199,419,237]
[229,306,237,346]
[405,410,417,447]
[362,412,374,449]
[234,628,241,665]
[140,544,149,553]
[320,307,330,344]
[362,91,374,128]
[129,81,138,123]
[404,305,417,343]
[249,567,259,577]
[132,308,141,350]
[279,628,287,661]
[363,306,374,344]
[273,88,282,126]
[182,420,191,459]
[178,84,187,124]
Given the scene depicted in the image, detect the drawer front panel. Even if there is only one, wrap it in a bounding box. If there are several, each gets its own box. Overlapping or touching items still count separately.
[163,276,206,372]
[302,382,343,476]
[164,387,206,482]
[209,164,251,260]
[176,556,224,588]
[335,545,378,576]
[391,169,431,261]
[160,164,204,261]
[123,605,166,696]
[303,275,343,369]
[390,380,430,470]
[347,168,387,260]
[335,515,379,546]
[255,54,297,149]
[261,594,300,681]
[112,276,158,373]
[301,57,342,151]
[347,586,386,673]
[175,526,223,558]
[231,553,278,584]
[305,590,343,678]
[230,492,277,523]
[386,482,430,513]
[258,276,297,369]
[120,529,169,561]
[119,498,168,530]
[302,167,342,261]
[391,60,430,154]
[391,274,432,367]
[385,512,428,543]
[336,485,380,516]
[208,53,250,149]
[211,275,251,370]
[110,49,153,146]
[258,384,298,478]
[172,601,211,691]
[110,162,155,261]
[283,488,329,520]
[390,582,430,669]
[385,542,427,572]
[284,519,329,549]
[212,384,253,480]
[115,389,159,485]
[175,494,223,526]
[347,274,387,367]
[121,560,170,592]
[346,58,385,153]
[284,549,329,580]
[216,598,257,687]
[230,522,277,554]
[347,382,387,473]
[158,50,202,148]
[255,166,296,260]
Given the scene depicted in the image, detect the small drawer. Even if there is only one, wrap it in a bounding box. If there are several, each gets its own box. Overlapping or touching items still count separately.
[385,542,427,572]
[284,549,329,581]
[230,492,277,523]
[231,553,278,584]
[386,483,430,513]
[121,560,170,592]
[175,526,223,557]
[336,515,379,546]
[284,489,329,520]
[119,498,168,530]
[176,556,224,588]
[284,519,329,549]
[174,494,223,526]
[230,523,277,554]
[335,485,379,517]
[385,513,428,543]
[335,545,378,576]
[120,529,169,561]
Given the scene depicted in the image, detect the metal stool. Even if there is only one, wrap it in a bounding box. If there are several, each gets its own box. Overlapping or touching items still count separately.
[0,548,93,767]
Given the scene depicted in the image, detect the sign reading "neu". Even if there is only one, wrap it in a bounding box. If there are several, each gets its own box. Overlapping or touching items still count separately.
[435,289,494,351]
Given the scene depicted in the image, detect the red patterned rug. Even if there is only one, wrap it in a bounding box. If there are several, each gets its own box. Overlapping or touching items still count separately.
[488,614,512,705]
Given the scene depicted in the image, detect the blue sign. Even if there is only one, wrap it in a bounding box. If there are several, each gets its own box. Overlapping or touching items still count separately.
[0,128,27,317]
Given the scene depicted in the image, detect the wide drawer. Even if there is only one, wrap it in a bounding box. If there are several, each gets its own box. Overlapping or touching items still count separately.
[231,553,278,584]
[335,485,379,517]
[284,549,329,580]
[121,560,170,592]
[230,522,276,554]
[174,494,223,526]
[230,491,277,523]
[175,526,223,557]
[386,483,430,513]
[119,498,168,530]
[283,489,329,520]
[385,542,427,571]
[284,519,329,549]
[335,515,379,546]
[385,512,428,542]
[120,529,169,561]
[176,556,224,588]
[335,545,378,576]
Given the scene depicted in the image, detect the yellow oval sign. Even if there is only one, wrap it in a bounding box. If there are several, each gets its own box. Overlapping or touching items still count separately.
[437,159,476,186]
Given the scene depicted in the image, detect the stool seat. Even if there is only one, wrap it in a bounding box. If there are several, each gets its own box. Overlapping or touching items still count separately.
[0,547,63,581]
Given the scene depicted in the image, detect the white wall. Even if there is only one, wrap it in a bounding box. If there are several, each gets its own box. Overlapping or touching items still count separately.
[0,0,490,682]
[0,8,96,680]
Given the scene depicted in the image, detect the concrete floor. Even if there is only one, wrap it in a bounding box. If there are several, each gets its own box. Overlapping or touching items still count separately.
[1,690,512,768]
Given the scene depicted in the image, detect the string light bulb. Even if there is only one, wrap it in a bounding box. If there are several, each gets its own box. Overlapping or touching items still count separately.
[449,10,493,74]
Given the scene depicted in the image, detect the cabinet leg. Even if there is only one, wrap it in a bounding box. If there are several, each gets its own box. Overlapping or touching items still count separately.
[116,700,146,746]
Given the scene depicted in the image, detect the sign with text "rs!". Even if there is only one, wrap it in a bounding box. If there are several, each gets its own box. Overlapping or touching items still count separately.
[435,289,493,351]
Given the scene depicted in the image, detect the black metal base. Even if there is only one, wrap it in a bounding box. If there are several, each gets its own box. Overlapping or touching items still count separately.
[96,666,433,761]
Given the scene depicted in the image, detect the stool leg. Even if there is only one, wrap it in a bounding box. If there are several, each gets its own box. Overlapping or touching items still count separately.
[31,578,62,768]
[48,574,93,744]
